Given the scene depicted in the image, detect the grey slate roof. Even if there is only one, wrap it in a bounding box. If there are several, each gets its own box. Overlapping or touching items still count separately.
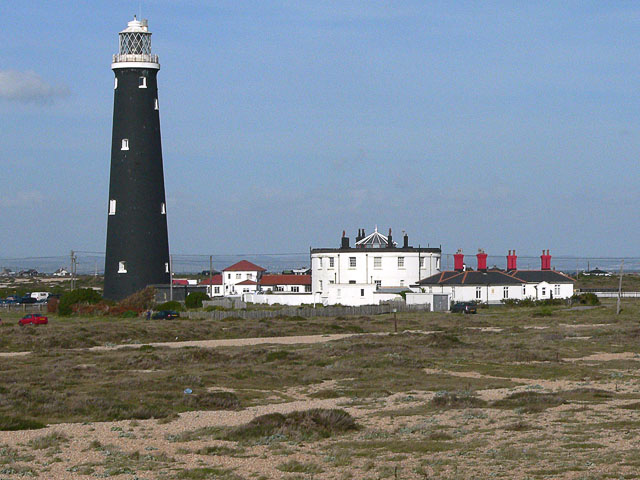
[417,270,524,286]
[508,270,575,283]
[417,269,575,286]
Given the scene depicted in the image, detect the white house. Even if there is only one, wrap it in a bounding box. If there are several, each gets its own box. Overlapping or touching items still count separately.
[199,274,223,297]
[311,227,441,306]
[222,260,266,296]
[416,250,575,304]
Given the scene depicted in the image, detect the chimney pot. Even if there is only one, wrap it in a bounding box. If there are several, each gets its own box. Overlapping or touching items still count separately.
[454,250,464,272]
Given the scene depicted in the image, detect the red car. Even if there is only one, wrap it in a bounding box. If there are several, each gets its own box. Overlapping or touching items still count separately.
[19,314,48,326]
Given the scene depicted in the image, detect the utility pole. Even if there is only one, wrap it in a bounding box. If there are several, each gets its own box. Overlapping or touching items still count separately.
[70,250,77,291]
[616,260,624,315]
[169,254,174,301]
[209,255,213,297]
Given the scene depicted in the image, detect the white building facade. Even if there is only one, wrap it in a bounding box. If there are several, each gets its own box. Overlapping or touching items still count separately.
[311,228,441,306]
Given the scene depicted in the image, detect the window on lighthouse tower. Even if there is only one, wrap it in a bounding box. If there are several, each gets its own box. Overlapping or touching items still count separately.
[121,138,129,150]
[139,76,147,88]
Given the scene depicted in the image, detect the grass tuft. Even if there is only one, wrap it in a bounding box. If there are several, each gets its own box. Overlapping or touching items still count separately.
[430,391,487,409]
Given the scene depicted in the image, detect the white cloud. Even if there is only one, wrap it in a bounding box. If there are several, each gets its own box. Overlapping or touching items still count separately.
[0,70,69,103]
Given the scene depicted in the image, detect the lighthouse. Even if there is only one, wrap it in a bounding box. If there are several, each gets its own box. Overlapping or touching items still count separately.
[104,17,170,300]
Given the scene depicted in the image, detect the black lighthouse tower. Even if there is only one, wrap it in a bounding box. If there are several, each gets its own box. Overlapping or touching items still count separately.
[104,17,170,300]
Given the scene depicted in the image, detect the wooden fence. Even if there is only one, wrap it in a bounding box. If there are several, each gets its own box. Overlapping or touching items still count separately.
[187,302,430,321]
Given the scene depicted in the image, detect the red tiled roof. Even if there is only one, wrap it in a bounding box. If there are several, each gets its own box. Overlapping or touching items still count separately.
[223,260,266,272]
[236,279,258,285]
[260,274,311,286]
[172,279,189,285]
[199,274,223,285]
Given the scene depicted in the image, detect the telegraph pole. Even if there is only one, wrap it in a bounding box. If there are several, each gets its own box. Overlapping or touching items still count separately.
[169,254,174,301]
[616,260,624,315]
[209,255,213,297]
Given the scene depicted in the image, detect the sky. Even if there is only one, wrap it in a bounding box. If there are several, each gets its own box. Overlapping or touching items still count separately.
[1,1,639,261]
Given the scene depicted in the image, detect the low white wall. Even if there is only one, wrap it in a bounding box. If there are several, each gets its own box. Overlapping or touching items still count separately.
[244,293,316,306]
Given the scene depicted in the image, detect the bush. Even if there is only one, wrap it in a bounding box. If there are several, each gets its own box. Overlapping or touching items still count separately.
[119,287,156,310]
[572,293,600,306]
[156,301,183,311]
[224,409,357,442]
[185,292,210,309]
[58,289,102,316]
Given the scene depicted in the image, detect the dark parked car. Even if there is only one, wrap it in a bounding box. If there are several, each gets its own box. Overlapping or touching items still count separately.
[451,302,477,314]
[152,310,180,320]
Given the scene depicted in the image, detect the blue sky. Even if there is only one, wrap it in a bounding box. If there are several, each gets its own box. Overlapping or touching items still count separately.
[1,1,638,259]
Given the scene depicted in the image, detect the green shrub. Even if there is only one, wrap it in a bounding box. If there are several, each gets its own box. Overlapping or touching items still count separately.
[156,301,183,311]
[185,292,210,309]
[119,310,138,318]
[572,293,600,306]
[0,416,46,431]
[58,289,102,316]
[224,408,357,442]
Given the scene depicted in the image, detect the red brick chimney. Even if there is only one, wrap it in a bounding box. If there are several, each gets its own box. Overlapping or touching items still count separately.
[541,249,551,270]
[476,249,488,271]
[454,249,464,272]
[507,249,517,270]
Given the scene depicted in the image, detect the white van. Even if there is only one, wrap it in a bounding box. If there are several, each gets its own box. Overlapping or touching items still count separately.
[30,292,50,302]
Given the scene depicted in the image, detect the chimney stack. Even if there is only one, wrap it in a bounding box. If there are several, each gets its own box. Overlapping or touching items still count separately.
[476,249,488,271]
[341,230,349,249]
[403,233,409,248]
[540,249,552,270]
[507,249,517,270]
[454,249,464,272]
[387,228,393,248]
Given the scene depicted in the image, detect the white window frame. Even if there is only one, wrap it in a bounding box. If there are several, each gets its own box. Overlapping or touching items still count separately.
[291,286,299,293]
[139,76,147,88]
[398,257,405,268]
[108,199,116,215]
[121,138,129,150]
[503,286,509,299]
[554,284,561,296]
[375,280,381,289]
[214,286,220,294]
[475,287,482,299]
[329,257,335,268]
[118,261,127,274]
[236,273,241,279]
[374,257,381,269]
[349,257,356,268]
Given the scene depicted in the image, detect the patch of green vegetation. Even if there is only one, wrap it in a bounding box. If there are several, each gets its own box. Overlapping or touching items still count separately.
[173,467,244,479]
[276,460,323,473]
[430,390,487,409]
[0,415,46,431]
[28,431,68,450]
[225,409,358,443]
[492,391,566,413]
